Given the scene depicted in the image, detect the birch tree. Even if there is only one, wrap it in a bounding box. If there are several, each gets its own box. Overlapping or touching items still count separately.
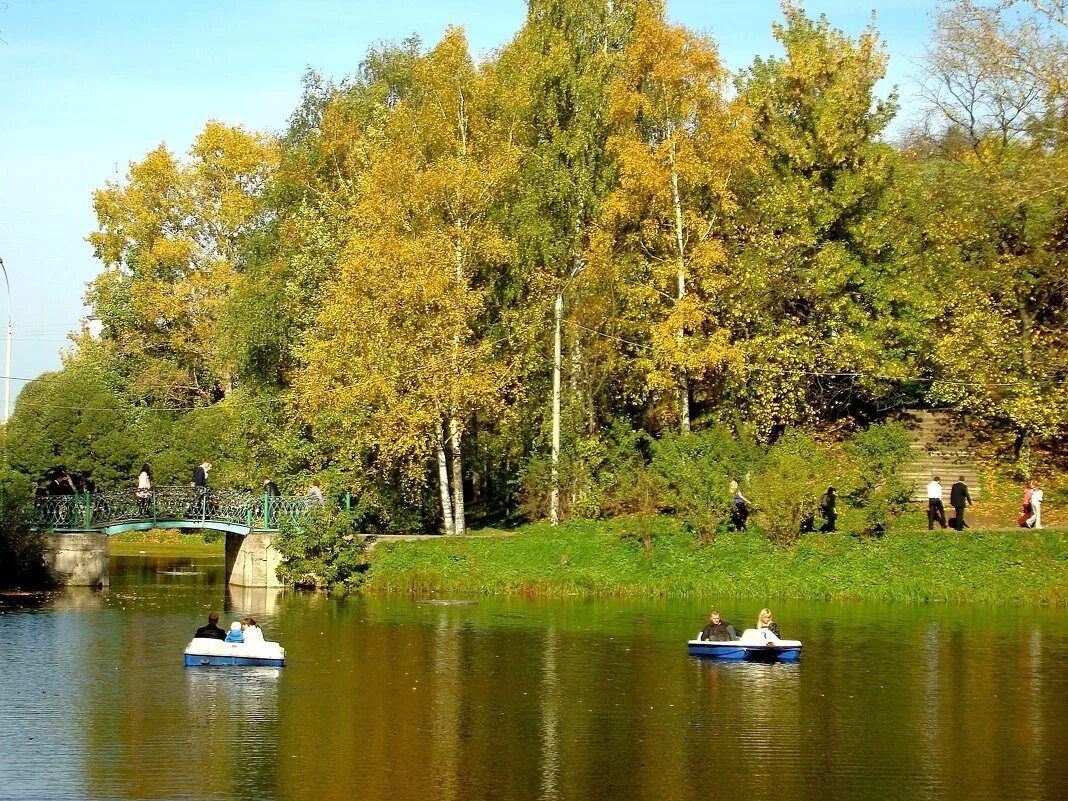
[595,5,751,432]
[296,29,519,534]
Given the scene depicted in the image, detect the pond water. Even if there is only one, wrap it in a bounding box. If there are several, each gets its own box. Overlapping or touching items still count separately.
[0,555,1066,801]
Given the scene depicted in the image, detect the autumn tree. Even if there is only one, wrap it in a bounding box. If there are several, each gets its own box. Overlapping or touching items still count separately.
[296,29,519,535]
[88,123,279,407]
[730,4,919,437]
[917,0,1068,455]
[509,0,645,522]
[593,4,753,433]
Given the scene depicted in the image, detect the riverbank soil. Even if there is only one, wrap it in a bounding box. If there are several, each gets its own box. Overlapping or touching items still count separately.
[362,518,1068,605]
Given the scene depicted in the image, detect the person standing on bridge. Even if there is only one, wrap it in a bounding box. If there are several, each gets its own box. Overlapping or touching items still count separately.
[263,478,280,527]
[193,461,212,517]
[136,464,153,517]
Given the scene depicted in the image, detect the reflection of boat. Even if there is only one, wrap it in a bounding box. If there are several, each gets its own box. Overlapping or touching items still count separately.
[688,628,802,662]
[183,637,286,667]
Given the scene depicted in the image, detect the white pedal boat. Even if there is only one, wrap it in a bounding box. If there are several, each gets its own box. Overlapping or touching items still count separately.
[184,637,286,667]
[688,628,802,662]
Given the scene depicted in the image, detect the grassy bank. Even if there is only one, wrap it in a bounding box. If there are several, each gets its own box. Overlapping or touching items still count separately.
[363,518,1068,605]
[109,529,223,557]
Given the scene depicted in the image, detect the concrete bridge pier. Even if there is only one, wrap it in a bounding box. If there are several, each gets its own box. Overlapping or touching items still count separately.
[225,530,284,588]
[45,532,109,587]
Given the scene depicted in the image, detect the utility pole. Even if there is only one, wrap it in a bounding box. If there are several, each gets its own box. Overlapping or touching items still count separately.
[0,257,10,424]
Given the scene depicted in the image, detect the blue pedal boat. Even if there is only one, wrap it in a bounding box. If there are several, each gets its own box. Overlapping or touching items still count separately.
[184,637,286,667]
[688,628,802,663]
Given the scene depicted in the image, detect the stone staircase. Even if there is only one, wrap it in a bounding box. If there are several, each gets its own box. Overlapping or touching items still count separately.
[897,410,981,502]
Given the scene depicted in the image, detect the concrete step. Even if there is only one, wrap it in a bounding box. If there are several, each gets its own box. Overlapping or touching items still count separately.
[896,409,981,502]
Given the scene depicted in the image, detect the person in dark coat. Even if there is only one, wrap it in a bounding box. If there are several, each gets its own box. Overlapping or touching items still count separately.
[699,610,739,641]
[192,461,212,516]
[820,487,838,532]
[263,478,280,528]
[194,612,227,641]
[950,477,972,531]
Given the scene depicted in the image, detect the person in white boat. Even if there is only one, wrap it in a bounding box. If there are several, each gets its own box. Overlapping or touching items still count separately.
[241,617,265,645]
[224,622,244,643]
[194,611,226,641]
[757,608,781,638]
[698,609,739,641]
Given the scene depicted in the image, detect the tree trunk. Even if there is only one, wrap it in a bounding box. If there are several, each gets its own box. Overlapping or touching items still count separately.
[449,415,466,535]
[436,422,455,536]
[670,141,690,434]
[1013,427,1032,462]
[550,288,563,526]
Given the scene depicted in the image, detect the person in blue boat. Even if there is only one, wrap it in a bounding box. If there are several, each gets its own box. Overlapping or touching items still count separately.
[699,609,738,641]
[757,608,781,638]
[241,617,265,645]
[194,612,226,641]
[224,621,244,643]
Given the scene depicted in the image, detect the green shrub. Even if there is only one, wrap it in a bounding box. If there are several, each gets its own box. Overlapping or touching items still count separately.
[845,423,915,534]
[0,466,54,589]
[749,431,839,545]
[650,426,763,539]
[275,505,368,588]
[520,418,648,520]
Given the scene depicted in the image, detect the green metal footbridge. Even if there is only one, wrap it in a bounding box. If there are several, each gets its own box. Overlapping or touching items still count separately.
[34,487,317,536]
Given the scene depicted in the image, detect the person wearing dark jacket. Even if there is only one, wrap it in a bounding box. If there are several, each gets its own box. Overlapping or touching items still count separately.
[699,610,739,641]
[192,461,211,516]
[950,477,972,531]
[820,487,838,532]
[263,479,280,528]
[194,612,227,641]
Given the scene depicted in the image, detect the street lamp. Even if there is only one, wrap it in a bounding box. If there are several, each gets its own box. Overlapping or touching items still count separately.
[0,257,11,424]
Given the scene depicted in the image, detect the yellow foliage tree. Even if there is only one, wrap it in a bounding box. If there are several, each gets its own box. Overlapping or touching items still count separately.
[593,5,753,431]
[296,29,519,534]
[88,122,279,406]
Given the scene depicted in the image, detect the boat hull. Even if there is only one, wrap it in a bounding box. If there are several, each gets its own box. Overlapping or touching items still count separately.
[688,640,802,662]
[183,637,286,668]
[184,653,285,668]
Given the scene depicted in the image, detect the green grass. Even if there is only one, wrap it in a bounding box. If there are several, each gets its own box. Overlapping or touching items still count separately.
[363,518,1068,605]
[109,529,224,557]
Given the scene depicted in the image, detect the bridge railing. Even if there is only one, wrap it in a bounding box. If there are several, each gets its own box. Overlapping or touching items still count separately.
[33,487,317,532]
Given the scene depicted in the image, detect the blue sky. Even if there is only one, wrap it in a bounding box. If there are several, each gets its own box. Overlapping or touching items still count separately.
[0,0,938,397]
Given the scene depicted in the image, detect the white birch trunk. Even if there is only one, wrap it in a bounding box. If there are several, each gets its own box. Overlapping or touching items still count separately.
[550,288,563,526]
[436,422,455,536]
[449,416,466,535]
[670,142,690,434]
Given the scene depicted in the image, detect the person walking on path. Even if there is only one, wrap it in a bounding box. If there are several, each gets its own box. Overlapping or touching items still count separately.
[729,480,750,531]
[819,487,838,532]
[1026,484,1044,529]
[950,477,972,531]
[927,476,947,530]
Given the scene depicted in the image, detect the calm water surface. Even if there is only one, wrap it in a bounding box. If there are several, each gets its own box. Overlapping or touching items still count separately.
[0,555,1066,801]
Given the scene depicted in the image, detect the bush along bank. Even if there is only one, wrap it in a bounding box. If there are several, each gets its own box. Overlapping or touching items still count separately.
[359,519,1068,606]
